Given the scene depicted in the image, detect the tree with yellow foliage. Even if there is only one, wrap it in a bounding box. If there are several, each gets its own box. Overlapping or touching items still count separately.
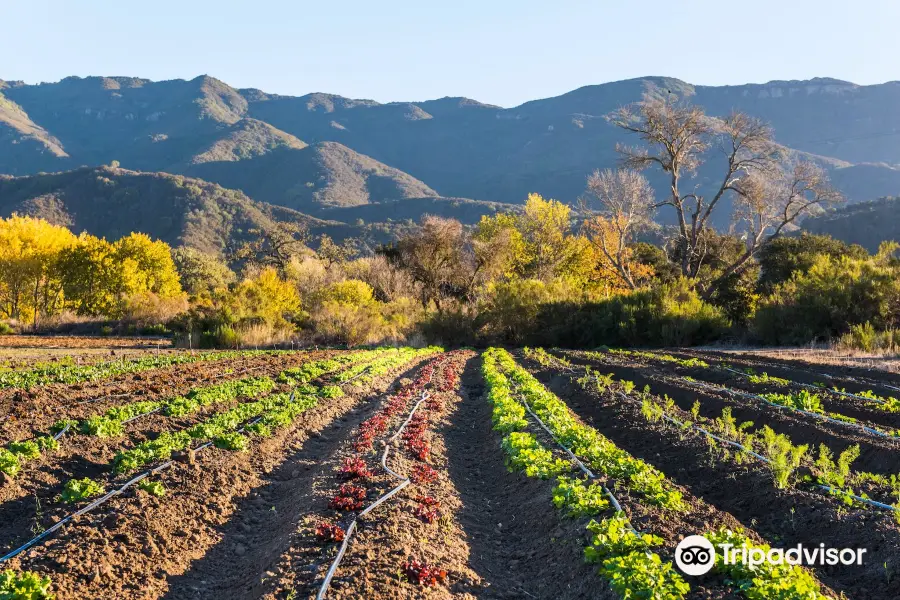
[583,169,658,290]
[0,215,76,324]
[58,232,184,318]
[229,267,301,328]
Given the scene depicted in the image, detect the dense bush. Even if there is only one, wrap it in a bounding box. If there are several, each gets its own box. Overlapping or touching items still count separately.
[515,279,730,348]
[753,247,900,344]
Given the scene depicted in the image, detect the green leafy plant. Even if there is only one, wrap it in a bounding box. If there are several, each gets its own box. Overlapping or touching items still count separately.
[813,444,860,489]
[60,477,105,504]
[0,449,21,477]
[552,476,610,517]
[708,528,827,599]
[0,569,55,599]
[501,432,570,479]
[759,426,808,489]
[138,479,166,497]
[214,432,249,452]
[7,440,40,460]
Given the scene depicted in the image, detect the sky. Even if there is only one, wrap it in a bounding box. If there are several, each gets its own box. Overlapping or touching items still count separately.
[4,0,900,108]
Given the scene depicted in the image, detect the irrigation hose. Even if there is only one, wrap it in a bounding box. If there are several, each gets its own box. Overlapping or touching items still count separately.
[315,360,439,600]
[0,392,292,565]
[685,377,896,440]
[603,383,900,516]
[719,365,892,407]
[517,389,629,517]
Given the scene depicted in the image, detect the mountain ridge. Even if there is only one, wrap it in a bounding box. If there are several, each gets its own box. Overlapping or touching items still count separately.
[5,73,900,242]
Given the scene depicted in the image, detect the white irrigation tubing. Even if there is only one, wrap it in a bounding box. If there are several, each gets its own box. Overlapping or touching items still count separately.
[605,385,900,516]
[316,363,438,600]
[685,377,896,440]
[719,365,894,406]
[2,355,410,564]
[580,353,897,439]
[517,390,628,517]
[701,352,900,395]
[0,392,285,565]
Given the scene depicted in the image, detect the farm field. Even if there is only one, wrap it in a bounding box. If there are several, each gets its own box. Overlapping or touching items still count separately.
[0,343,898,599]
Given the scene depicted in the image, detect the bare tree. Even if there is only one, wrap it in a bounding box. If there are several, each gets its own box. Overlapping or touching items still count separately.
[714,161,843,289]
[608,90,843,292]
[391,216,474,311]
[229,221,309,274]
[581,168,656,289]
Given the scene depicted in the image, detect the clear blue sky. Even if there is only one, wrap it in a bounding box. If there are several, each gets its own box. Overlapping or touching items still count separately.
[3,0,899,107]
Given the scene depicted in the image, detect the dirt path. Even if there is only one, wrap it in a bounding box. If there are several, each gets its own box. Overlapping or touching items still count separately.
[440,354,603,600]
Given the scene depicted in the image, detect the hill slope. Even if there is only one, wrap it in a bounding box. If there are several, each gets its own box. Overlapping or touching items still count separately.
[5,74,900,235]
[183,141,438,212]
[0,166,351,256]
[802,196,900,252]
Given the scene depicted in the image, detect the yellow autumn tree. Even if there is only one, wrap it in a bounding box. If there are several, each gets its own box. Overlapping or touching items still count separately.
[230,266,301,328]
[0,215,77,324]
[583,215,655,291]
[59,232,184,317]
[115,233,183,298]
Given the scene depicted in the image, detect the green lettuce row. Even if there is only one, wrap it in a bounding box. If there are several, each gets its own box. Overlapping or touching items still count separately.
[0,569,54,599]
[113,348,430,474]
[481,348,688,600]
[330,347,442,385]
[67,376,277,438]
[0,348,288,390]
[0,436,59,477]
[277,348,390,385]
[112,390,299,473]
[707,529,828,599]
[488,348,686,511]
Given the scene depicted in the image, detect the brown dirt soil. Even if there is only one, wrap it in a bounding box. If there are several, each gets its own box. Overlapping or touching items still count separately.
[520,355,900,600]
[2,353,434,599]
[0,350,317,435]
[0,335,174,350]
[261,351,485,600]
[0,335,178,368]
[561,351,900,479]
[585,350,900,432]
[0,350,335,554]
[672,348,900,390]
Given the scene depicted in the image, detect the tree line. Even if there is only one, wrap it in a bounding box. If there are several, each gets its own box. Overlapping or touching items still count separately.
[0,88,897,349]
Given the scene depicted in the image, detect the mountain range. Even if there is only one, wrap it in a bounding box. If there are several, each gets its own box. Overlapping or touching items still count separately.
[3,74,900,252]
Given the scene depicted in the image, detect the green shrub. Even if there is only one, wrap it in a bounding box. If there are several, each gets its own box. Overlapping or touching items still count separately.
[753,249,900,345]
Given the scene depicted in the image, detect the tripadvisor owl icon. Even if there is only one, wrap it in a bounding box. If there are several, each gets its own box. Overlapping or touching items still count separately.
[675,535,716,576]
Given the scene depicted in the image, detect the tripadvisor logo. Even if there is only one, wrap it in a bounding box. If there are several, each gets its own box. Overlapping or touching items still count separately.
[675,535,716,575]
[674,535,867,576]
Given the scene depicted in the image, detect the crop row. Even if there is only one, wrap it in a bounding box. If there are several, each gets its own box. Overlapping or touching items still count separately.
[315,354,448,593]
[612,369,900,514]
[482,347,688,599]
[0,348,290,390]
[586,349,900,438]
[0,349,405,480]
[111,348,437,475]
[500,349,833,599]
[613,346,900,416]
